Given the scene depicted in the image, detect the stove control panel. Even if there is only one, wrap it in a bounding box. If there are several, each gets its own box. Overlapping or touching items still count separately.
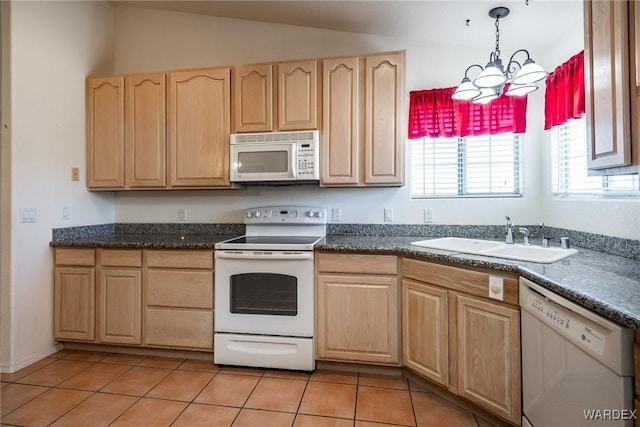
[244,206,326,224]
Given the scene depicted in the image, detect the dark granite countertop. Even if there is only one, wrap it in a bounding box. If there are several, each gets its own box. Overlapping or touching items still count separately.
[50,223,640,329]
[50,233,238,249]
[315,235,640,330]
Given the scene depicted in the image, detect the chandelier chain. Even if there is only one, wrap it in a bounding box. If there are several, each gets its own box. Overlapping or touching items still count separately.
[494,17,501,59]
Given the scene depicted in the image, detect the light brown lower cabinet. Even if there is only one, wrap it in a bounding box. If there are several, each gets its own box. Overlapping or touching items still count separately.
[145,308,213,350]
[54,266,96,342]
[54,249,97,342]
[97,268,142,345]
[402,257,521,425]
[96,250,143,345]
[144,250,214,351]
[456,294,521,424]
[54,248,213,352]
[402,279,449,386]
[316,253,400,365]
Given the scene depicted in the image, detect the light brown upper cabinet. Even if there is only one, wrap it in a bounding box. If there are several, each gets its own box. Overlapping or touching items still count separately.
[321,51,405,187]
[232,59,319,132]
[87,74,166,190]
[125,73,166,188]
[168,67,231,187]
[233,64,273,132]
[322,56,360,185]
[584,0,638,174]
[87,76,125,189]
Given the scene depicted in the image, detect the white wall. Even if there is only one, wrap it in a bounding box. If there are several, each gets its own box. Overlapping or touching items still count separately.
[1,0,115,372]
[112,5,639,240]
[112,6,545,229]
[537,5,640,240]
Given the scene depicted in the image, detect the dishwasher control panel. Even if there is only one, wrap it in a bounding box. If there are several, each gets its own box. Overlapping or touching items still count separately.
[521,284,607,356]
[520,277,636,377]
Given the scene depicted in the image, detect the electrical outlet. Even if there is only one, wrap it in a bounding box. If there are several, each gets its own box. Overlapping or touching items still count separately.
[384,208,393,222]
[424,208,434,223]
[178,208,187,222]
[489,276,504,301]
[71,167,80,181]
[62,206,70,220]
[331,208,342,222]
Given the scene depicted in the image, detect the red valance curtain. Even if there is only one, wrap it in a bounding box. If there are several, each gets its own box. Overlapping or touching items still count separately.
[408,86,528,139]
[544,50,584,130]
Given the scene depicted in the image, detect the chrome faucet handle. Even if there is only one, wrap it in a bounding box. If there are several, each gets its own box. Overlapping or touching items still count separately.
[539,222,549,247]
[519,227,531,246]
[505,216,515,244]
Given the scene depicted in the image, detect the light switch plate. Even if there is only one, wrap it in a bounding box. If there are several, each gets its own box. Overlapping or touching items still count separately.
[489,275,504,301]
[384,208,393,222]
[332,208,342,222]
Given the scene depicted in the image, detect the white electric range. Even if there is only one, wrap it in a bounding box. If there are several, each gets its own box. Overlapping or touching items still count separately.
[213,206,326,371]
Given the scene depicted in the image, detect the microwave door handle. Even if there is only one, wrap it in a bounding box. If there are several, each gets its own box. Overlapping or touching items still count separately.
[290,145,297,179]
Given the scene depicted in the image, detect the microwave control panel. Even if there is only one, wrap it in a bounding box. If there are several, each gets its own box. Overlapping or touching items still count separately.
[297,141,319,179]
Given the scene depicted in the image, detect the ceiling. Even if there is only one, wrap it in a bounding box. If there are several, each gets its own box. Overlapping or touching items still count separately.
[111,0,583,52]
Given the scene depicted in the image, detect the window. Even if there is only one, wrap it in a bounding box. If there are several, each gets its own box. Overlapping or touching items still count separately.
[411,133,521,198]
[550,117,639,195]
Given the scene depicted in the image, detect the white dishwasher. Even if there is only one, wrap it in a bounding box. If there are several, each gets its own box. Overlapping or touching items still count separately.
[520,278,635,427]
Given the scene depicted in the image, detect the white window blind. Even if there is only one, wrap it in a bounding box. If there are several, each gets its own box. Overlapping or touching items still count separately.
[550,117,639,195]
[411,133,521,198]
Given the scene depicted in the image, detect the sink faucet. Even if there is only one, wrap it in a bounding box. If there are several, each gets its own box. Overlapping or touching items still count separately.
[505,216,515,244]
[519,227,531,246]
[539,222,550,247]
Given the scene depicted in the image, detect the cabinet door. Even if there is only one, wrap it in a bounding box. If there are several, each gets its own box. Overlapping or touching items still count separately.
[317,274,399,365]
[277,60,318,130]
[233,64,273,132]
[584,0,632,170]
[456,294,521,424]
[402,279,449,387]
[364,52,405,185]
[125,73,166,188]
[86,76,124,189]
[168,67,231,187]
[97,268,142,345]
[54,267,95,341]
[321,56,360,185]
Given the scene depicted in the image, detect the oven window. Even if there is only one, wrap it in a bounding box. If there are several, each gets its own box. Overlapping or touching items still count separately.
[230,273,297,316]
[237,151,289,173]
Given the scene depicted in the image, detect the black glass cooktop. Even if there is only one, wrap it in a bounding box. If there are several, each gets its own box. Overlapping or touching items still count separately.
[222,235,322,245]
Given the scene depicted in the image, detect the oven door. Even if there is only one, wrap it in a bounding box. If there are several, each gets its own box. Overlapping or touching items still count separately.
[230,143,297,182]
[214,250,314,337]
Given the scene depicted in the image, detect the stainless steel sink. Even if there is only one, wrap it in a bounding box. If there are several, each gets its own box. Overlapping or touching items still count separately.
[411,237,577,263]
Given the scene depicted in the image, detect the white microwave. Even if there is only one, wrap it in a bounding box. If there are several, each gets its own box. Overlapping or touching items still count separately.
[230,130,320,184]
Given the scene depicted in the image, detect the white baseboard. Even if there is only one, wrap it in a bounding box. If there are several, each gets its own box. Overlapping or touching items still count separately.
[0,343,63,374]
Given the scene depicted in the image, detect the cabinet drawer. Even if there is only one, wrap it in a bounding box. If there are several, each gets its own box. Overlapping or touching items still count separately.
[145,308,213,350]
[146,250,213,269]
[98,249,142,267]
[55,248,96,266]
[146,270,213,309]
[317,253,398,275]
[403,258,518,305]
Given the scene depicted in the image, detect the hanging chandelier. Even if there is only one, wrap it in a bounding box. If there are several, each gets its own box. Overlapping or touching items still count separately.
[452,6,548,104]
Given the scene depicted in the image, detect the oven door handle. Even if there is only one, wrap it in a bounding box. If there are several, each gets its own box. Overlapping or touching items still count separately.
[215,251,313,261]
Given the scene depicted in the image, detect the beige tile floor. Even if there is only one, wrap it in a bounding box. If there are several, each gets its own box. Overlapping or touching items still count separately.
[0,349,495,426]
